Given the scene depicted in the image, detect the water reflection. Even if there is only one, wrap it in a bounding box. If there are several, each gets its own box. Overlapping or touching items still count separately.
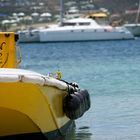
[65,126,92,140]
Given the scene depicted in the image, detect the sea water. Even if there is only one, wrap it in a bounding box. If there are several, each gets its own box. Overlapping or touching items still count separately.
[19,38,140,140]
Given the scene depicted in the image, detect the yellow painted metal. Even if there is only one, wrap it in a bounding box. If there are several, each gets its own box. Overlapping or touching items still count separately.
[0,107,40,136]
[0,32,17,68]
[0,82,69,136]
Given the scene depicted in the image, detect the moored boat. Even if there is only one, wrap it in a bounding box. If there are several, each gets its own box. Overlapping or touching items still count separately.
[17,28,40,43]
[39,17,134,42]
[17,0,134,43]
[38,0,134,42]
[123,23,140,37]
[0,32,90,139]
[123,0,140,37]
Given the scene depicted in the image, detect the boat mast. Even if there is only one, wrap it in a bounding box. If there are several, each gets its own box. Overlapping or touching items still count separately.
[60,0,64,26]
[135,0,140,24]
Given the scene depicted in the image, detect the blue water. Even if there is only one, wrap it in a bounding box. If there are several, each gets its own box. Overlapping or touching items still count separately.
[19,38,140,140]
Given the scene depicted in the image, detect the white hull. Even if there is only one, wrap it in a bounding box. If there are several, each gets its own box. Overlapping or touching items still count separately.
[39,27,134,42]
[124,24,140,36]
[18,30,40,43]
[18,18,134,43]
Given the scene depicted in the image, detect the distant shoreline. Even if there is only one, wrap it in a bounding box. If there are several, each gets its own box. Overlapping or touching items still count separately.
[8,22,56,32]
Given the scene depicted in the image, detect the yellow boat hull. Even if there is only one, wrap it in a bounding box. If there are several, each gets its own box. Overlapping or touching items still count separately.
[0,32,90,139]
[0,82,74,139]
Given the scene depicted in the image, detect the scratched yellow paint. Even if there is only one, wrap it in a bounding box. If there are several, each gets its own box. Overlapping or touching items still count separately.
[0,32,17,68]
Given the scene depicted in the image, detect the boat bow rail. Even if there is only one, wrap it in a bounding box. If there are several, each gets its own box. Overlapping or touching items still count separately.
[0,68,67,90]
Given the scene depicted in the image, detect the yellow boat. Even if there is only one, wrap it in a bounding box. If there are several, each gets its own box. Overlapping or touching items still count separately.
[0,32,90,139]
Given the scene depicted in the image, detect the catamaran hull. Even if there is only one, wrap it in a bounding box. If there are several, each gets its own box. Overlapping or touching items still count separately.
[124,24,140,36]
[18,30,40,43]
[39,29,134,42]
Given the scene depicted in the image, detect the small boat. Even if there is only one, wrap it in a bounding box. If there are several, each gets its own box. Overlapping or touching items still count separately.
[18,28,40,43]
[123,0,140,36]
[0,32,90,139]
[123,23,140,36]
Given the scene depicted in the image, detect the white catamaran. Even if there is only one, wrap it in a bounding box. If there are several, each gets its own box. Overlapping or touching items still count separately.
[18,0,134,43]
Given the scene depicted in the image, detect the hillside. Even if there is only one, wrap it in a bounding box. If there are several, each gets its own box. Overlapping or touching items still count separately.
[94,0,139,13]
[0,0,140,31]
[0,0,139,15]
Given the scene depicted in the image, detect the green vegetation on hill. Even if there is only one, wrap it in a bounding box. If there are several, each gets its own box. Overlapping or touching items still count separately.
[0,0,139,31]
[95,0,139,13]
[0,0,139,16]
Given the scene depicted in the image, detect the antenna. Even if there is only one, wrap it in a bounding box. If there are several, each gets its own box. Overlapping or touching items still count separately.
[135,0,140,24]
[60,0,64,26]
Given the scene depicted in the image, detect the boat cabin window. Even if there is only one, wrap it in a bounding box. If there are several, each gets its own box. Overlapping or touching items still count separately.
[81,22,90,25]
[63,22,90,26]
[63,22,77,26]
